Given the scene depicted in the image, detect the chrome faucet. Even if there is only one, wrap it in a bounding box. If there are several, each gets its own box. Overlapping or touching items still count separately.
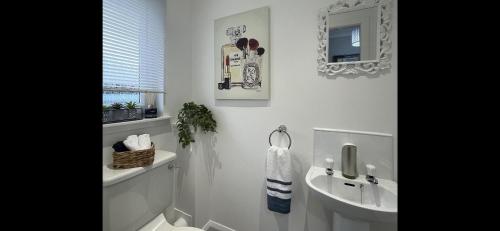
[341,143,358,179]
[366,175,378,184]
[325,158,334,175]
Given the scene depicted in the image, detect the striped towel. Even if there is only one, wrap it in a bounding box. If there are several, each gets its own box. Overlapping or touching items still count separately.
[266,146,292,214]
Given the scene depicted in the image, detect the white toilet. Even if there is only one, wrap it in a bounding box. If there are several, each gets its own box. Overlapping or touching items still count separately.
[138,212,201,231]
[103,150,203,231]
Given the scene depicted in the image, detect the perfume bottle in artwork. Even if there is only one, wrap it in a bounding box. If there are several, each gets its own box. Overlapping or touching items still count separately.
[217,25,266,90]
[218,25,245,90]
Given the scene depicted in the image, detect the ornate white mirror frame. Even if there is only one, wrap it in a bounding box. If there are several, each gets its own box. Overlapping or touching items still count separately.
[317,0,392,76]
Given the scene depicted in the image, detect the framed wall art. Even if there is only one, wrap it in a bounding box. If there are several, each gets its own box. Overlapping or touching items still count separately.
[214,7,270,100]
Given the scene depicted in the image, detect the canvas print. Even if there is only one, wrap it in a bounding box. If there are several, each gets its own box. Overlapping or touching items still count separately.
[214,7,269,99]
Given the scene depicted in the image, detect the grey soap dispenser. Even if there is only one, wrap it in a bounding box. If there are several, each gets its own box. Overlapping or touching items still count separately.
[341,143,358,179]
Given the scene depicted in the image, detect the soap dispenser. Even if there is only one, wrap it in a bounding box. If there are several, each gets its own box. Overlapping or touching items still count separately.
[341,143,358,179]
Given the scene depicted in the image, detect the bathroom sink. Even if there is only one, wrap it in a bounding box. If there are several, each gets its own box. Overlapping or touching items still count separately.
[305,166,397,223]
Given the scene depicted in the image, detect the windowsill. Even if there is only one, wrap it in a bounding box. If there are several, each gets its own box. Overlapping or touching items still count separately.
[103,114,172,135]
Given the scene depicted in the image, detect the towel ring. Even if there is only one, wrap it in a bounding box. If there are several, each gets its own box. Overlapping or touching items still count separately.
[268,125,292,149]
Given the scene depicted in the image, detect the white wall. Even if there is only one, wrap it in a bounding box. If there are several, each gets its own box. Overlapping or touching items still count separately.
[165,0,193,115]
[170,0,398,230]
[103,0,396,230]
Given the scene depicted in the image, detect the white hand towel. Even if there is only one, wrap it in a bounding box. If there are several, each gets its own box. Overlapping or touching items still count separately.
[123,135,140,151]
[138,134,151,150]
[266,145,292,214]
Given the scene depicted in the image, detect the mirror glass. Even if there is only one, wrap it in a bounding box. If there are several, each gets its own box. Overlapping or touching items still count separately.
[328,6,378,63]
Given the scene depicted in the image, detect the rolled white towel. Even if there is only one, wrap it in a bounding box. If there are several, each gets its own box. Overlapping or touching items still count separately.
[138,134,151,150]
[123,135,140,151]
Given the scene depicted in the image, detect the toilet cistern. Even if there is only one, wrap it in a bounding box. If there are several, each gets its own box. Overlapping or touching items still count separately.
[341,143,358,179]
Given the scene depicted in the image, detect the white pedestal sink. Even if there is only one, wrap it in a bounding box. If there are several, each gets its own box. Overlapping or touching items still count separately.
[305,166,397,230]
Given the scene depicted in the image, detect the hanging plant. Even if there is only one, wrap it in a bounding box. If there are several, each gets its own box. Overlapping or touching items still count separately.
[176,102,217,148]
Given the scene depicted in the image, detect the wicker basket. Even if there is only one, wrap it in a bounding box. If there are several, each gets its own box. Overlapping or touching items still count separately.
[112,143,155,169]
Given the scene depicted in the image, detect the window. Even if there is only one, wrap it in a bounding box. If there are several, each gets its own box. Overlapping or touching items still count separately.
[351,26,360,47]
[103,0,165,105]
[329,25,361,62]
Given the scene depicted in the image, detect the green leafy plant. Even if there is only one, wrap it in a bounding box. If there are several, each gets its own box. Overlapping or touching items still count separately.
[176,102,217,148]
[111,102,123,110]
[103,105,111,111]
[125,101,137,109]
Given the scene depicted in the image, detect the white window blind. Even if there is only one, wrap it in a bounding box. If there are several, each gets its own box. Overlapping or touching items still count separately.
[351,26,360,47]
[103,0,165,94]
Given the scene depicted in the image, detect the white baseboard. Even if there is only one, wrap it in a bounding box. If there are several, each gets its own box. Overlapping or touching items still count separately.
[175,208,193,226]
[202,220,236,231]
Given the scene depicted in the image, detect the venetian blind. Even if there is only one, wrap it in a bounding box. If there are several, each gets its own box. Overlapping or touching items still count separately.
[103,0,165,93]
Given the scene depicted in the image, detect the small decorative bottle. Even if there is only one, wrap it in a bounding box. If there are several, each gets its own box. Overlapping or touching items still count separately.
[242,51,260,89]
[219,25,246,89]
[242,39,265,89]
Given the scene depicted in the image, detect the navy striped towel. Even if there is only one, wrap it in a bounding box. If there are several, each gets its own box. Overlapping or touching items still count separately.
[266,145,292,214]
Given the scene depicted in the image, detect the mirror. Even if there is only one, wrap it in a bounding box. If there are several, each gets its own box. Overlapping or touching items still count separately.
[318,0,392,76]
[328,6,377,63]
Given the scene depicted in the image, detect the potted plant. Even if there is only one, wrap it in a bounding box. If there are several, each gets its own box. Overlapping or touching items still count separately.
[176,102,217,148]
[103,105,112,123]
[125,101,140,120]
[111,102,123,110]
[110,102,126,122]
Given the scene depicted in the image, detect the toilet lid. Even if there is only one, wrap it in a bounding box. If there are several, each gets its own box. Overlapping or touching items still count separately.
[173,228,205,231]
[138,213,204,231]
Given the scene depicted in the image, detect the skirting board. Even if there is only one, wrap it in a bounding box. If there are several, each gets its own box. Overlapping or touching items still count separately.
[172,208,193,227]
[202,220,236,231]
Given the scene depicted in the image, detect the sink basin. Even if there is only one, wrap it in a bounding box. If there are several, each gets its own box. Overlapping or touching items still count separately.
[306,166,397,223]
